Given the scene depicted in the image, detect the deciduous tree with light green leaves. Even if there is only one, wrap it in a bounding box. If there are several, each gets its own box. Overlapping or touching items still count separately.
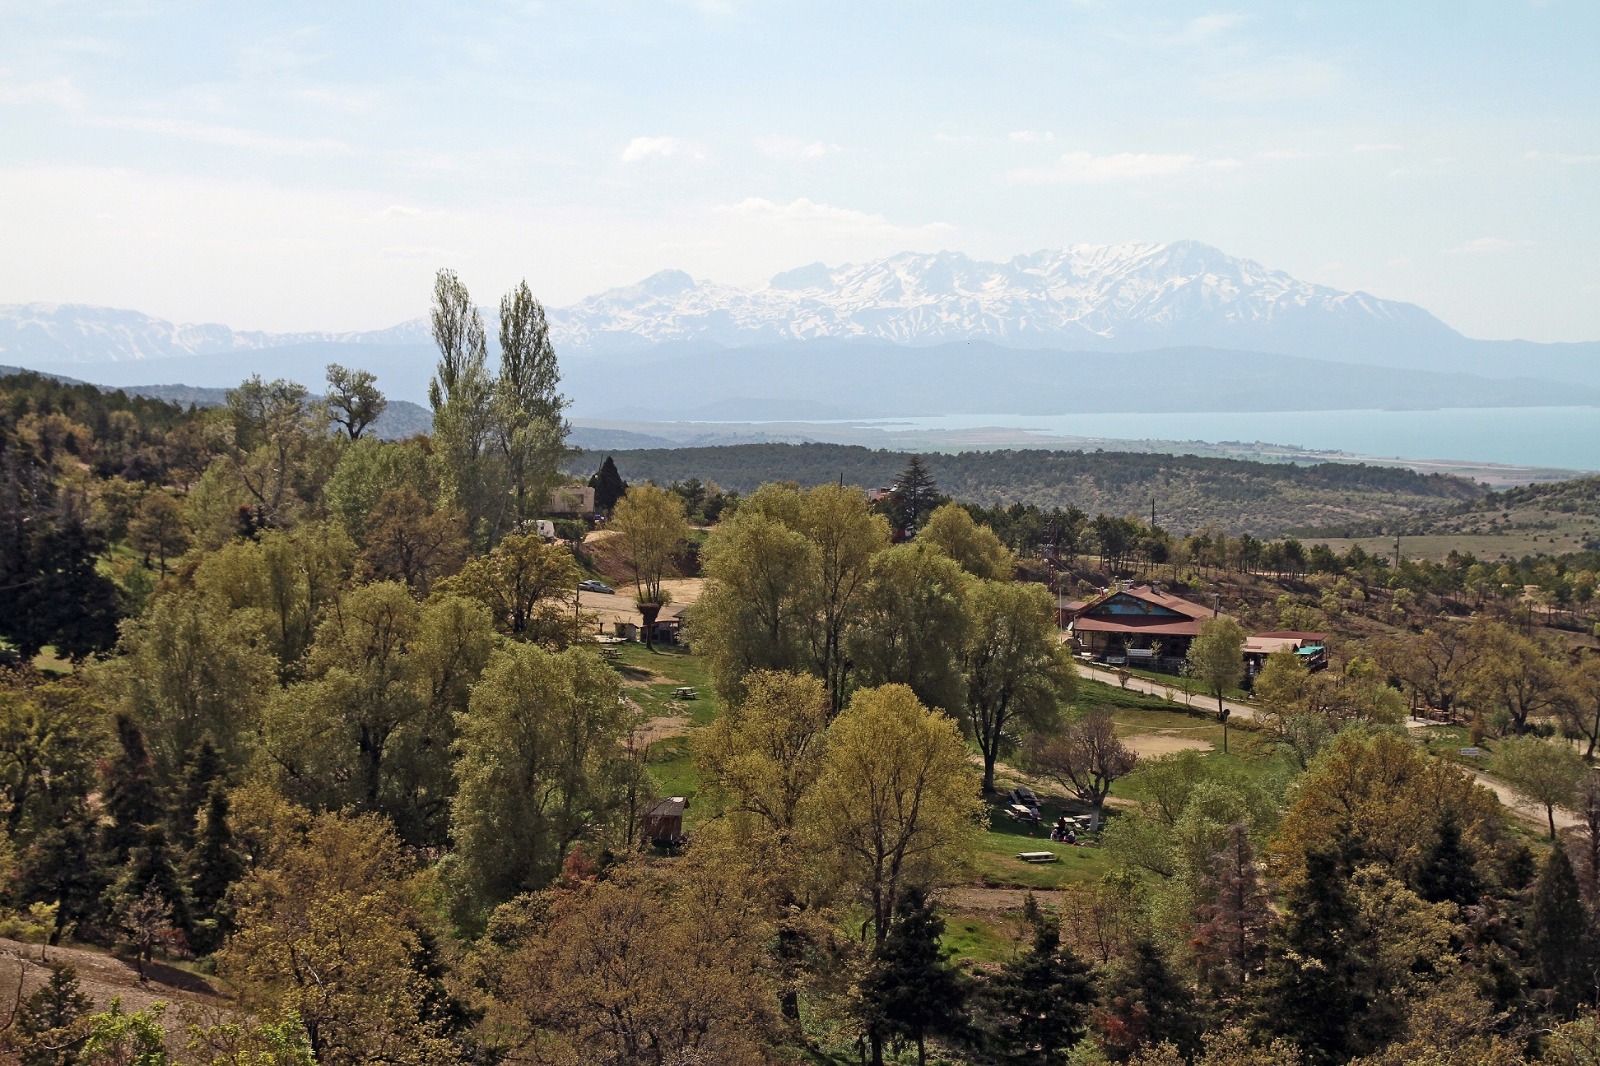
[609,482,689,606]
[846,542,971,716]
[918,501,1015,580]
[1495,734,1588,840]
[962,579,1076,793]
[1187,615,1246,753]
[427,269,501,544]
[495,280,573,528]
[802,684,984,947]
[450,643,633,921]
[325,363,387,442]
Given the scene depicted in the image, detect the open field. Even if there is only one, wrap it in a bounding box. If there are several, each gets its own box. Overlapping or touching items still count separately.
[1311,530,1597,562]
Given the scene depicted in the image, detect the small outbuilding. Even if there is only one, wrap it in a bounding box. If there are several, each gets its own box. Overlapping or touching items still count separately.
[642,796,689,847]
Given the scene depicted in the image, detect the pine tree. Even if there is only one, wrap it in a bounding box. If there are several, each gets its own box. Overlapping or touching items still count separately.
[1192,823,1272,998]
[1526,845,1597,1018]
[188,785,244,948]
[1252,850,1376,1065]
[889,455,939,533]
[170,738,226,850]
[859,887,967,1066]
[17,807,106,944]
[591,456,628,514]
[1097,939,1201,1062]
[101,715,161,866]
[973,895,1095,1066]
[111,824,192,942]
[1414,812,1482,908]
[11,963,92,1066]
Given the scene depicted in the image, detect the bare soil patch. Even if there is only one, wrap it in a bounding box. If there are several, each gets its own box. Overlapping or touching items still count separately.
[0,936,231,1038]
[1122,731,1214,757]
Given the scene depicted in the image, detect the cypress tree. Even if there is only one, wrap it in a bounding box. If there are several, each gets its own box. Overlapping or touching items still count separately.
[889,455,939,533]
[1097,939,1201,1061]
[101,715,160,866]
[12,963,92,1065]
[973,896,1095,1066]
[1253,850,1376,1065]
[1526,845,1597,1018]
[590,456,628,514]
[189,785,244,926]
[170,738,226,849]
[1414,812,1482,908]
[860,887,967,1066]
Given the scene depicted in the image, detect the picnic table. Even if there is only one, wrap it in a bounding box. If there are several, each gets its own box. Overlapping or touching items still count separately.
[673,686,699,700]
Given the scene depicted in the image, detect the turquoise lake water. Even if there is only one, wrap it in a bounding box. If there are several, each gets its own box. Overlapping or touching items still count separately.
[868,407,1600,471]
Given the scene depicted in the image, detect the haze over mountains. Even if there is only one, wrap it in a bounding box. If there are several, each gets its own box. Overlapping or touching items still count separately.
[4,241,1597,419]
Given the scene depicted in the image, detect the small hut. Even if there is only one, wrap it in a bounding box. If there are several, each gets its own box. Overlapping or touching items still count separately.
[642,796,688,847]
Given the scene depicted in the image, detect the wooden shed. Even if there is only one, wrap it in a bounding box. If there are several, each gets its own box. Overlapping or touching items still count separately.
[642,796,689,847]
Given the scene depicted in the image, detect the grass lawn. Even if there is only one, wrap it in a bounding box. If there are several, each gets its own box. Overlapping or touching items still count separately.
[612,642,722,727]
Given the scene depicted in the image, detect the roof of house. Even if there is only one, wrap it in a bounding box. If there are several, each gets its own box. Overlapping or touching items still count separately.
[1243,631,1329,655]
[1067,584,1217,637]
[646,797,688,819]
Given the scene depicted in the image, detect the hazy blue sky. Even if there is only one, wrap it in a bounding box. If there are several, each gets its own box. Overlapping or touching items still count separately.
[2,1,1596,340]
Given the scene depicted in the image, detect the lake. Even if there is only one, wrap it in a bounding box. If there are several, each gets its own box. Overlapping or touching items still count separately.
[853,407,1600,471]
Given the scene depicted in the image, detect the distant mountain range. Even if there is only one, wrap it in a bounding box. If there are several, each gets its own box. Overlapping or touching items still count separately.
[4,241,1597,417]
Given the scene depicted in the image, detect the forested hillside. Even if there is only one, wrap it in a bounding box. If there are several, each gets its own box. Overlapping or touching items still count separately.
[574,442,1489,536]
[9,275,1600,1065]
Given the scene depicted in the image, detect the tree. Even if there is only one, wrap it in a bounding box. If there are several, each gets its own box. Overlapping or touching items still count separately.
[796,484,890,713]
[101,715,161,867]
[1191,823,1272,997]
[189,784,245,937]
[5,963,93,1065]
[78,999,171,1065]
[888,455,939,533]
[1187,616,1245,753]
[609,483,688,606]
[1412,812,1482,908]
[1495,734,1586,840]
[478,858,779,1066]
[258,585,494,845]
[1252,850,1376,1065]
[1270,730,1502,891]
[1464,620,1565,735]
[1097,938,1201,1062]
[1024,707,1138,831]
[221,813,461,1065]
[107,589,276,776]
[1560,654,1600,759]
[115,885,179,980]
[223,376,331,530]
[859,887,967,1066]
[127,490,187,573]
[847,542,970,715]
[324,364,386,441]
[449,644,630,921]
[963,579,1076,793]
[1526,845,1597,1018]
[693,670,832,1022]
[803,685,984,948]
[919,502,1014,580]
[694,670,830,839]
[359,486,467,594]
[693,482,886,710]
[589,455,627,514]
[439,531,583,646]
[427,268,501,544]
[971,896,1095,1066]
[494,280,572,528]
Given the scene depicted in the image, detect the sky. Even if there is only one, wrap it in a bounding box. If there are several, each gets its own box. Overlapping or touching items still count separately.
[1,1,1597,341]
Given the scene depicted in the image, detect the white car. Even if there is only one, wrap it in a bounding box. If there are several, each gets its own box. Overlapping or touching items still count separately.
[578,579,614,594]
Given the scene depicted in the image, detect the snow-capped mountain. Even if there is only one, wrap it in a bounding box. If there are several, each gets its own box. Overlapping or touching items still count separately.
[0,302,430,363]
[3,242,1593,383]
[547,242,1459,356]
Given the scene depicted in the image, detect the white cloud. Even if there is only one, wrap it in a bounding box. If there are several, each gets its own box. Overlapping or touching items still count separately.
[92,115,353,156]
[755,135,840,160]
[1257,148,1316,160]
[1446,235,1529,252]
[293,86,379,114]
[1524,149,1600,164]
[1009,130,1055,143]
[1352,142,1407,154]
[1009,150,1198,184]
[0,75,83,109]
[1202,57,1341,102]
[720,197,952,239]
[620,136,704,163]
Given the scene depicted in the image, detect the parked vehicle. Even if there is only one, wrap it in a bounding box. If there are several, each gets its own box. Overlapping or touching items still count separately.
[578,579,615,594]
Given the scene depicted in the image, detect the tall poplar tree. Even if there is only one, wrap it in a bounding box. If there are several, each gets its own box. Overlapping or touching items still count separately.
[428,269,499,543]
[495,280,572,528]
